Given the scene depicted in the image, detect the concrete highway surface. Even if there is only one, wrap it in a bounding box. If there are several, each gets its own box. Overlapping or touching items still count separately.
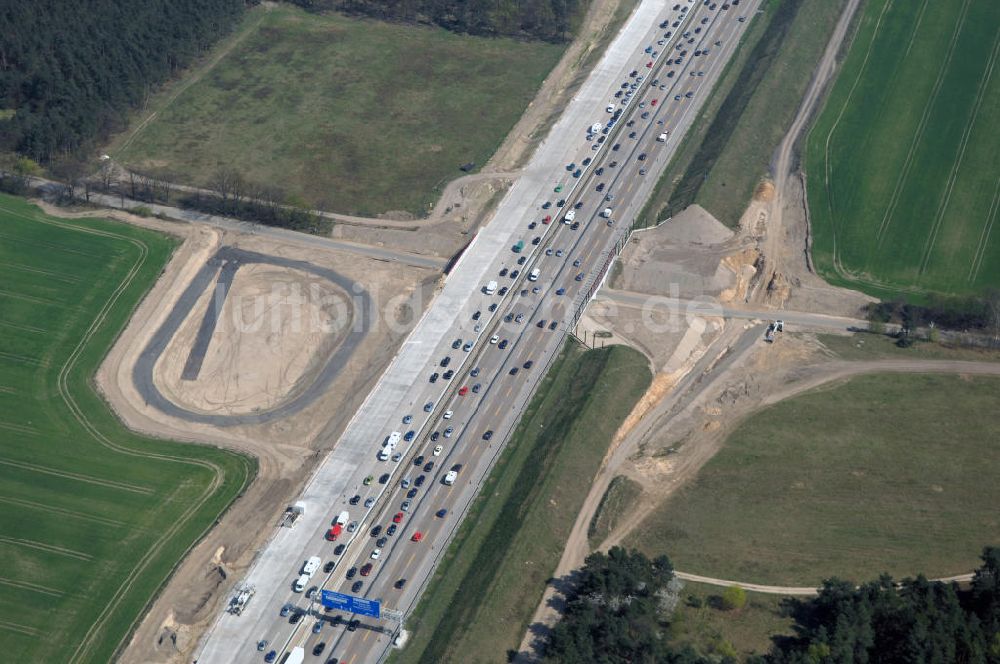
[195,1,762,662]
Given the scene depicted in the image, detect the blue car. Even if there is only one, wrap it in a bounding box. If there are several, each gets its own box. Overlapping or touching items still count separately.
[404,430,415,442]
[436,509,448,518]
[575,273,584,282]
[424,401,434,412]
[556,288,566,296]
[265,651,277,663]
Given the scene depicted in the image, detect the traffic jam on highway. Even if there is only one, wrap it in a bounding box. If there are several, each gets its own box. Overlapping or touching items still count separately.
[256,2,754,662]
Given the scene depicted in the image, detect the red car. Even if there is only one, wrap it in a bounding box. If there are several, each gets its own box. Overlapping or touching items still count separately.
[411,532,423,543]
[393,512,404,524]
[651,98,658,106]
[325,524,342,541]
[646,61,653,68]
[458,386,469,396]
[360,563,373,576]
[542,215,552,224]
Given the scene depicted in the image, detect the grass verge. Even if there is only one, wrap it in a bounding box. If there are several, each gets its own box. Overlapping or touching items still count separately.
[626,372,1000,586]
[392,342,651,664]
[0,194,253,663]
[587,474,642,548]
[806,0,1000,297]
[638,0,847,228]
[111,5,564,217]
[817,331,1000,363]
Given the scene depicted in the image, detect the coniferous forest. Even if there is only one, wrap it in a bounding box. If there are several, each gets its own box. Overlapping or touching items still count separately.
[291,0,581,42]
[0,0,582,167]
[0,0,249,162]
[543,547,1000,664]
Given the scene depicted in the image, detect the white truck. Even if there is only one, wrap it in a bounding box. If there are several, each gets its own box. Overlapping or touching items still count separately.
[443,470,458,485]
[657,132,667,142]
[285,647,305,664]
[279,501,306,528]
[294,556,321,592]
[528,268,540,282]
[378,431,401,460]
[563,210,576,223]
[484,280,498,295]
[336,511,349,526]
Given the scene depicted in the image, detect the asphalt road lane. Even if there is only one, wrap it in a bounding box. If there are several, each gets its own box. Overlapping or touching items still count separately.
[295,3,763,663]
[204,2,763,662]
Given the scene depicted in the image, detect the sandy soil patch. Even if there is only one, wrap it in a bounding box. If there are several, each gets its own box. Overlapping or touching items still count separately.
[154,263,353,415]
[613,204,753,300]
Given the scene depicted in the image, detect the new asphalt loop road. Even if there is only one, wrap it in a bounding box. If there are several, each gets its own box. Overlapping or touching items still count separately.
[133,246,371,426]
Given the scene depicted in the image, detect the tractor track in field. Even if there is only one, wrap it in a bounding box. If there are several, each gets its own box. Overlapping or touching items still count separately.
[0,201,249,664]
[874,0,972,246]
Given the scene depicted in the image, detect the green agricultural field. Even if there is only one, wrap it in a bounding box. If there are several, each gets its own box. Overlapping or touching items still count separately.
[0,195,253,663]
[627,372,1000,586]
[394,343,651,664]
[639,0,847,228]
[806,0,1000,298]
[111,5,564,217]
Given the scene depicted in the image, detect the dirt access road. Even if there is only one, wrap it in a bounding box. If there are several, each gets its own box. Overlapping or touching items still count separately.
[511,0,995,657]
[103,0,639,260]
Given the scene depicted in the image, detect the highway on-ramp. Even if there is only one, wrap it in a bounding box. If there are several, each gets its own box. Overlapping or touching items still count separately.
[195,1,763,662]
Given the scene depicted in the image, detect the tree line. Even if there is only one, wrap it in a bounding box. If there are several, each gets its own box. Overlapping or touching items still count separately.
[0,0,250,163]
[542,546,1000,664]
[290,0,582,42]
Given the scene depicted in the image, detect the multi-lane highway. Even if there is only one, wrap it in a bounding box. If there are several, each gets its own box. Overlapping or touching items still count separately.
[195,1,761,662]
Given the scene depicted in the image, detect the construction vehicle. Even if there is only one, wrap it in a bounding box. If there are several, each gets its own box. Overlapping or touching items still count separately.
[227,583,255,615]
[280,501,306,528]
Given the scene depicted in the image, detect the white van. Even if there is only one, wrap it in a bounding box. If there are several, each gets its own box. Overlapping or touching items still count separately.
[485,280,498,295]
[528,268,540,282]
[443,470,458,486]
[601,207,613,218]
[302,556,321,576]
[563,210,576,223]
[606,103,615,113]
[336,511,349,526]
[657,133,667,142]
[293,574,310,593]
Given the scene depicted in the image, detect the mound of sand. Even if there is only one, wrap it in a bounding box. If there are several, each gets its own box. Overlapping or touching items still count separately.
[155,264,352,415]
[614,204,740,299]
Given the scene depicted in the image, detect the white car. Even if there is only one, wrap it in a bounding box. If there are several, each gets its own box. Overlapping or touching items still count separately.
[443,410,453,420]
[371,548,381,560]
[490,334,499,344]
[433,445,443,456]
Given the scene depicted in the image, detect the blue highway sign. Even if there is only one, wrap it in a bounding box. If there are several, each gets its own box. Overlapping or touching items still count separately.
[321,590,382,619]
